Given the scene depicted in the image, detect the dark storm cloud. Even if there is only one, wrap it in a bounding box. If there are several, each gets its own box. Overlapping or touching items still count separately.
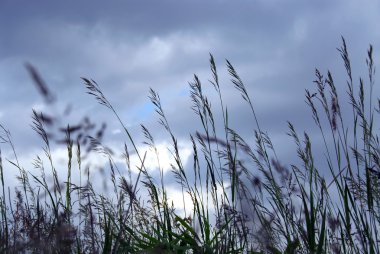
[0,0,379,184]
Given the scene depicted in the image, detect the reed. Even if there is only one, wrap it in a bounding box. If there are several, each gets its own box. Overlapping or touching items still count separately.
[0,38,378,253]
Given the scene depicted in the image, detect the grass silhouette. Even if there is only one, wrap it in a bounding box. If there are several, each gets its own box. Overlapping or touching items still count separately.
[0,38,379,253]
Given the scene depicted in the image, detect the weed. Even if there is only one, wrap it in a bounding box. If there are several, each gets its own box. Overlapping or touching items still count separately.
[0,38,378,253]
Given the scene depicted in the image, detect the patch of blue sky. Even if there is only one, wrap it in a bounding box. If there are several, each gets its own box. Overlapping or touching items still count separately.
[132,101,155,121]
[178,88,188,97]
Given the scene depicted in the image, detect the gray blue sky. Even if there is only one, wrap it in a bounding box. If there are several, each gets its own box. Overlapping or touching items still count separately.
[0,1,379,204]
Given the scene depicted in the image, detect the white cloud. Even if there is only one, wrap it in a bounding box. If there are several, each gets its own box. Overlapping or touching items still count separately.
[112,128,121,135]
[292,18,308,43]
[164,181,230,218]
[133,36,172,67]
[124,140,193,174]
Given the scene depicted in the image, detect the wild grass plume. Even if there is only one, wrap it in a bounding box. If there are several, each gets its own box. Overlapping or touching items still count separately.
[0,38,379,253]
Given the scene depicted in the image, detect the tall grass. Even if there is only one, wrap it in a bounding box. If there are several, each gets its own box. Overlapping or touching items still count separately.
[0,38,379,253]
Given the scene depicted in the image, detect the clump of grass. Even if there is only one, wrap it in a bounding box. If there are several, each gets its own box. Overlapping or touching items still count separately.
[0,38,379,253]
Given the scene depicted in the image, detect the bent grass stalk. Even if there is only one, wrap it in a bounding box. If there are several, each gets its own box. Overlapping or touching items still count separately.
[0,38,378,253]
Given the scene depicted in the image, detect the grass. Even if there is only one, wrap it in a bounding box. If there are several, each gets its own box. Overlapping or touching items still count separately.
[0,37,379,253]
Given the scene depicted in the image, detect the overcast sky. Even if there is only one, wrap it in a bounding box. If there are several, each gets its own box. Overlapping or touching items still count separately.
[1,1,380,205]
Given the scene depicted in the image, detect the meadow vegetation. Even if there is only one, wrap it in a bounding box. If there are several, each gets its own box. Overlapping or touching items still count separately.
[0,38,379,253]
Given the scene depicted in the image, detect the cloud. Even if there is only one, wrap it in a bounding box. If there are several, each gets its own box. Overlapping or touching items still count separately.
[0,0,379,202]
[113,140,193,175]
[164,181,231,218]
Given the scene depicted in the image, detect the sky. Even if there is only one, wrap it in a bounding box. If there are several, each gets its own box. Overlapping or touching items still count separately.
[0,0,380,210]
